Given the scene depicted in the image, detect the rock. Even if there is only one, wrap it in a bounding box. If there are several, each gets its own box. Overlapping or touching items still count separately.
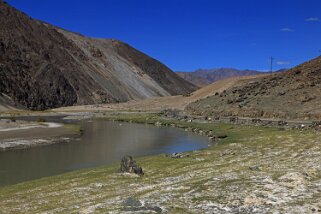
[122,197,162,213]
[277,91,286,96]
[277,120,287,126]
[249,166,261,171]
[194,158,205,162]
[220,150,236,156]
[205,116,212,121]
[230,117,238,123]
[278,172,307,189]
[123,197,142,207]
[155,121,162,126]
[167,152,190,158]
[311,121,321,129]
[252,118,262,124]
[206,130,213,135]
[161,109,181,118]
[119,156,144,176]
[217,134,228,139]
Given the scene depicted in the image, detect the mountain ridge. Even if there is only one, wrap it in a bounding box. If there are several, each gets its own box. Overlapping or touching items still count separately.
[177,68,287,87]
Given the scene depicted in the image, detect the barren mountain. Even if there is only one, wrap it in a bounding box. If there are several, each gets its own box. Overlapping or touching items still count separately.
[187,56,321,120]
[0,1,197,110]
[54,75,265,112]
[177,68,263,87]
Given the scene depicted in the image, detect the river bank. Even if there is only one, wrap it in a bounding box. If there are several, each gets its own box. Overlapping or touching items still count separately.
[1,112,321,213]
[0,118,81,151]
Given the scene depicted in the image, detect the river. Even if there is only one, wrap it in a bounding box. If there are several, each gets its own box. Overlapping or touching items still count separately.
[0,119,210,186]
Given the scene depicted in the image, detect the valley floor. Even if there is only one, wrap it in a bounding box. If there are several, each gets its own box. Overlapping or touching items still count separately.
[1,113,321,213]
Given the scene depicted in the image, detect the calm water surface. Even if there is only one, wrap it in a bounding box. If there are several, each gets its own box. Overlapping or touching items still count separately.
[0,120,210,186]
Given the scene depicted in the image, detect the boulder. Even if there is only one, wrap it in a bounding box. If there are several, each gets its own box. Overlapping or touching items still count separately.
[120,156,144,175]
[122,197,162,213]
[167,152,190,158]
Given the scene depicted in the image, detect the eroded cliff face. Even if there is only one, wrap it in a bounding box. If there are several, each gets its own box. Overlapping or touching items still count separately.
[0,1,197,110]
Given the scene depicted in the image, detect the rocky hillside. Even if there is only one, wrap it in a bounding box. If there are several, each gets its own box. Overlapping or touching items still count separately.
[0,1,197,110]
[177,68,263,87]
[187,56,321,120]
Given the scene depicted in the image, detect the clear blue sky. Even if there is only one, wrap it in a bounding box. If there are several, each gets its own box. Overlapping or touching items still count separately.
[5,0,321,71]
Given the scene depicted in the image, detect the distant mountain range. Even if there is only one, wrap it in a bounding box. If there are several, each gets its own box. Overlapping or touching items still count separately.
[177,68,286,87]
[0,1,197,110]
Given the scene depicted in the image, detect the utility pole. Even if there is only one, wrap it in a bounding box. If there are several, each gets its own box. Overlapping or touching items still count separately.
[270,56,274,75]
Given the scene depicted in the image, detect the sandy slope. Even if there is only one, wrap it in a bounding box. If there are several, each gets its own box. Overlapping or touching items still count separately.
[0,94,21,112]
[53,74,266,112]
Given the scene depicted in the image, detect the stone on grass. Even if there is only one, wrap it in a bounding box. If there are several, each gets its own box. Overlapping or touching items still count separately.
[123,197,162,213]
[249,166,261,171]
[120,156,144,175]
[167,152,190,158]
[123,197,142,207]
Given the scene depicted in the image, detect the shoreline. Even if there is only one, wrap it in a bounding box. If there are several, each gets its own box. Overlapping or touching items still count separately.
[0,122,63,132]
[0,119,81,151]
[0,108,319,152]
[0,108,317,152]
[0,137,74,152]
